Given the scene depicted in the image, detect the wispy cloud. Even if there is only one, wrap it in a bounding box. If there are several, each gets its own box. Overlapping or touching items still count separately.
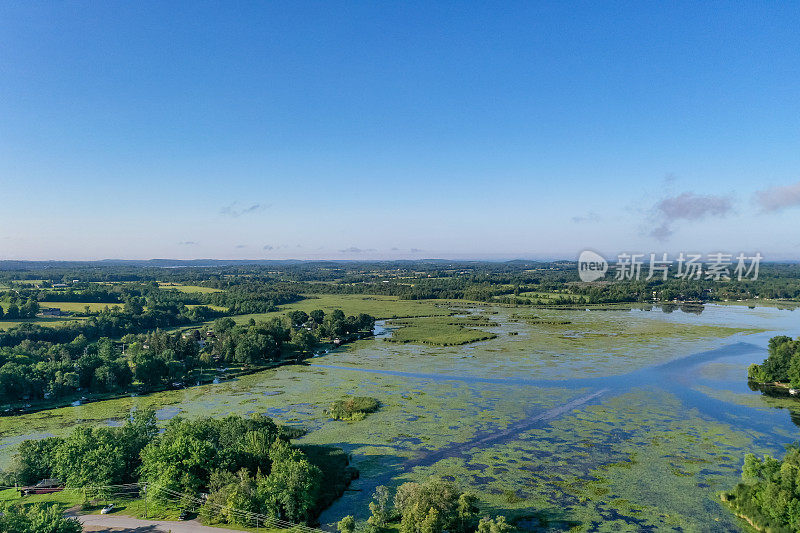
[220,202,266,217]
[263,245,274,251]
[753,180,800,213]
[649,192,733,241]
[178,241,198,246]
[339,246,376,253]
[571,212,601,224]
[235,244,247,249]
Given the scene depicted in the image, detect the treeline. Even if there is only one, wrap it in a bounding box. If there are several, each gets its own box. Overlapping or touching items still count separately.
[723,444,800,532]
[3,261,800,308]
[0,302,222,348]
[205,309,375,364]
[0,309,375,407]
[2,281,303,316]
[337,478,513,533]
[747,335,800,385]
[199,284,301,314]
[4,411,354,526]
[0,299,39,319]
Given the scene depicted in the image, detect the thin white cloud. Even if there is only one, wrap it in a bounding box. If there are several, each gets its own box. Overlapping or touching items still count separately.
[753,180,800,212]
[339,246,376,253]
[571,212,601,224]
[220,202,266,217]
[649,192,733,241]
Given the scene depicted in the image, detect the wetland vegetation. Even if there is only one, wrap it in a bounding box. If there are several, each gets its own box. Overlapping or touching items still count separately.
[0,260,799,531]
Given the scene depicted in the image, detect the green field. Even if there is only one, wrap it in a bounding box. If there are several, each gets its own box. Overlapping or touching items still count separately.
[158,283,222,293]
[217,294,451,326]
[0,316,84,331]
[40,301,117,312]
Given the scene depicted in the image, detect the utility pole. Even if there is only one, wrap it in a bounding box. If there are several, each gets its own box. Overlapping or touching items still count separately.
[143,483,147,519]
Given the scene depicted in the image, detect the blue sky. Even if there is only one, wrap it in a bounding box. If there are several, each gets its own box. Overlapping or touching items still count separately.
[1,1,799,260]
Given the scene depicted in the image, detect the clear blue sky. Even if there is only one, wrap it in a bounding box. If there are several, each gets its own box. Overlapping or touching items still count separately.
[1,1,799,260]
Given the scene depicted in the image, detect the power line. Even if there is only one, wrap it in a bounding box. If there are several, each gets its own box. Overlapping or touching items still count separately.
[4,481,328,533]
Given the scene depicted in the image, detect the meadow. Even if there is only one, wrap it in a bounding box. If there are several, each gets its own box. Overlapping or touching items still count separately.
[0,316,84,331]
[157,282,223,293]
[216,294,451,326]
[39,301,116,312]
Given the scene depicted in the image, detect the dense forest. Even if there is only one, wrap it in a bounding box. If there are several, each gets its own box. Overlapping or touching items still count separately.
[748,335,800,385]
[725,335,800,531]
[4,410,355,526]
[2,410,510,533]
[0,306,374,409]
[723,444,800,532]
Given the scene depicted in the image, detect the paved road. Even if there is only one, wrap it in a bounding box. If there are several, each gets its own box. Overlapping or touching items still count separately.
[77,513,245,533]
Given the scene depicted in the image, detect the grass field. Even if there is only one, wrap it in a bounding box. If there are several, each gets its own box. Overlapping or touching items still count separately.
[216,294,451,326]
[158,283,222,293]
[40,301,117,312]
[0,316,84,331]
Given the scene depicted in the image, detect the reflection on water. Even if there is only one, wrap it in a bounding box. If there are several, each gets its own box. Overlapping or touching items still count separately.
[0,303,798,530]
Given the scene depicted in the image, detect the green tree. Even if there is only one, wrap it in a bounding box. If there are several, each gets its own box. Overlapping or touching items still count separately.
[338,515,356,533]
[0,503,82,533]
[258,440,321,522]
[288,311,309,327]
[52,427,126,493]
[475,516,512,533]
[5,303,19,319]
[11,437,64,485]
[139,420,217,494]
[131,351,168,387]
[421,507,441,533]
[291,328,318,354]
[309,309,325,325]
[367,485,391,530]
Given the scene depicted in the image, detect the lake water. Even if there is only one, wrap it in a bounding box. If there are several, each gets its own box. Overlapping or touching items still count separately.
[1,303,797,531]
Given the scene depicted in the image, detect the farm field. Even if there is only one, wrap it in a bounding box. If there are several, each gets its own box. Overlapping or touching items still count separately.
[0,300,795,531]
[158,283,223,293]
[217,294,451,326]
[39,301,117,312]
[0,316,84,330]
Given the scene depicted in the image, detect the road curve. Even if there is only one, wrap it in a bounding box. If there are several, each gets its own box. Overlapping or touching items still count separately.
[77,513,245,533]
